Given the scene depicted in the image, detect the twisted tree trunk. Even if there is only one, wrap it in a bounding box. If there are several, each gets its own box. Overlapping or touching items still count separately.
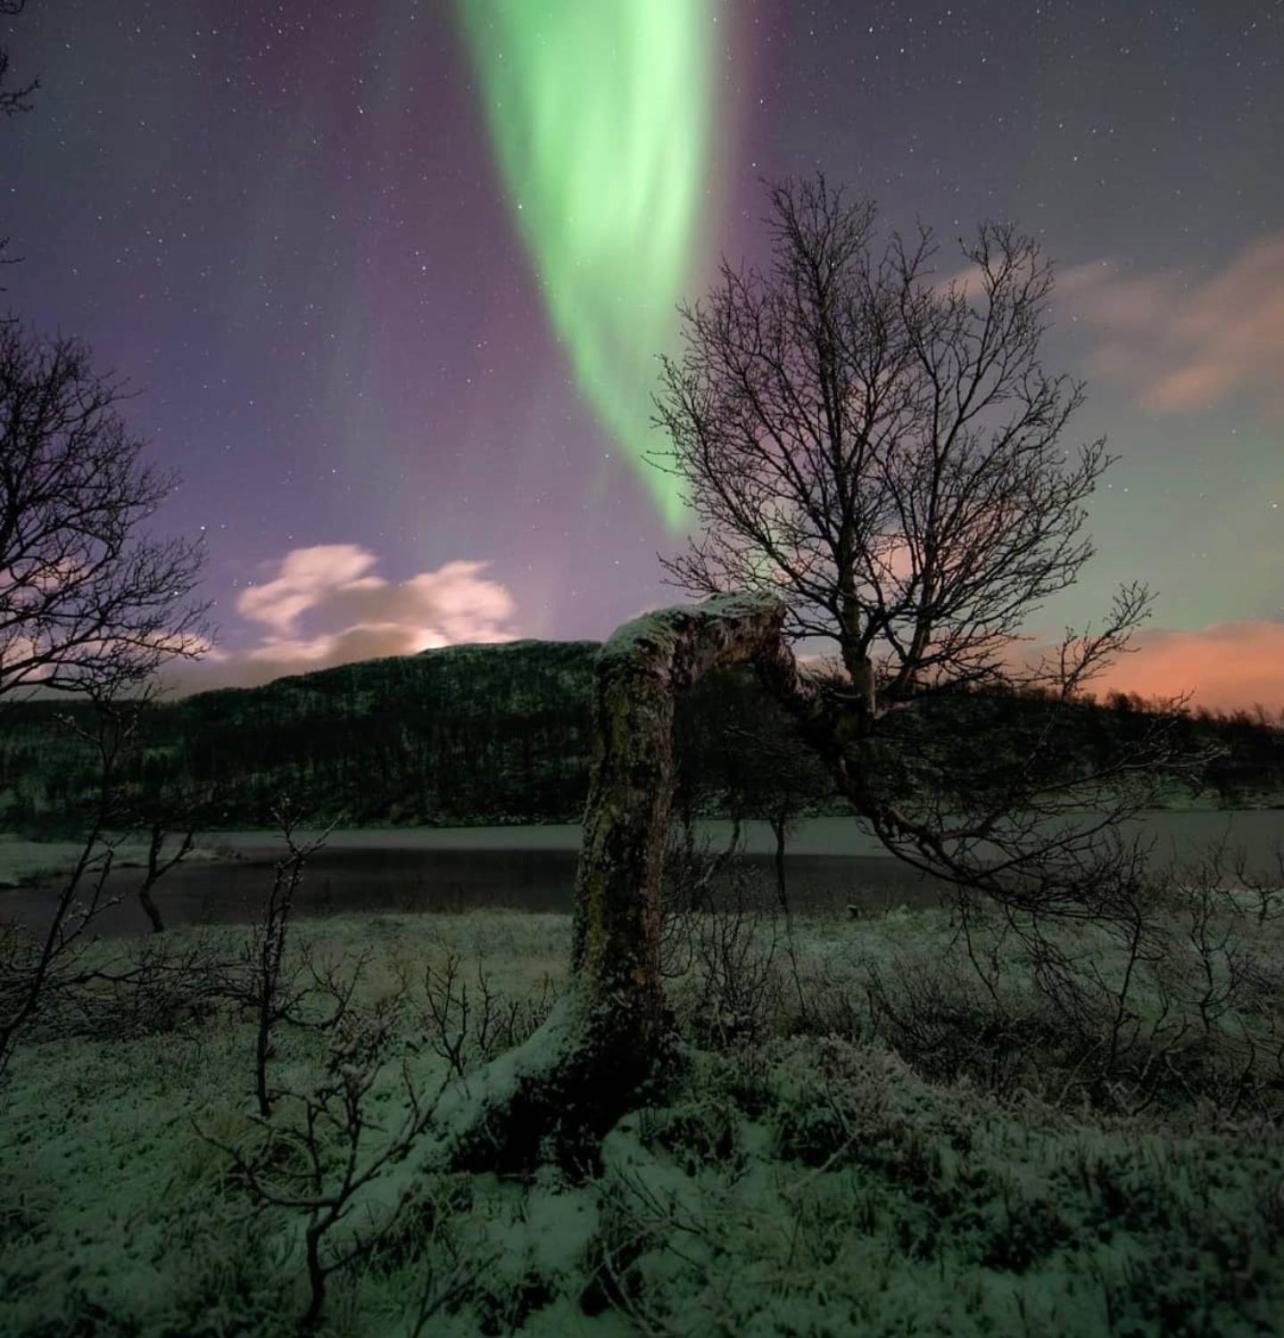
[416,593,788,1172]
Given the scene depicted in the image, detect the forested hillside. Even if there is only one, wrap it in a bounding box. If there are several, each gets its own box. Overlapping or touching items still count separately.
[0,640,1280,834]
[0,641,599,830]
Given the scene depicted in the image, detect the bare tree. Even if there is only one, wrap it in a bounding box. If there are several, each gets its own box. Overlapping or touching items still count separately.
[0,320,209,699]
[202,998,455,1332]
[0,319,209,1071]
[0,1,37,119]
[653,175,1202,919]
[223,807,348,1119]
[129,817,195,935]
[0,0,35,117]
[0,683,136,1075]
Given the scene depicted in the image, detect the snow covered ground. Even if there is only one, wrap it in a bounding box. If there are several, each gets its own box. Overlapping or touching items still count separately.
[2,900,1282,1335]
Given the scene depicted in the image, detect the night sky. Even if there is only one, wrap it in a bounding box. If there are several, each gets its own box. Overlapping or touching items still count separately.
[3,1,1281,708]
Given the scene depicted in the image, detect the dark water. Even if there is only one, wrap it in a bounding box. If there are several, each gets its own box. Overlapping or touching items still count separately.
[2,811,1279,939]
[0,827,947,938]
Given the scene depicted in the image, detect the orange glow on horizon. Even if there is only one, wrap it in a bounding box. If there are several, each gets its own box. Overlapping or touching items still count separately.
[1087,620,1284,716]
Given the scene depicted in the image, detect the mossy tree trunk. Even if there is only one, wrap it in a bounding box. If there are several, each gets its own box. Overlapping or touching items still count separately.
[570,591,793,1051]
[419,593,788,1172]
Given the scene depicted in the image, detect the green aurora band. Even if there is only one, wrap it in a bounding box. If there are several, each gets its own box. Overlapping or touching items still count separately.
[456,1,716,529]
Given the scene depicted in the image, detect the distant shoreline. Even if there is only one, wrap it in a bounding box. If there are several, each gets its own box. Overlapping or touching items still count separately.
[4,806,1281,899]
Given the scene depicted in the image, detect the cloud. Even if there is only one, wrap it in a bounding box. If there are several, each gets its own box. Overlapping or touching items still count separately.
[1089,620,1284,714]
[235,543,378,634]
[163,545,518,694]
[236,545,516,646]
[1061,234,1284,414]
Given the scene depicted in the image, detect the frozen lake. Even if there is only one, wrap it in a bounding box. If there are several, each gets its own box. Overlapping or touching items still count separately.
[1,810,1280,938]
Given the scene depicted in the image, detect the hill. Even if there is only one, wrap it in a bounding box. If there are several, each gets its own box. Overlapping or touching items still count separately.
[0,640,599,830]
[0,640,1280,833]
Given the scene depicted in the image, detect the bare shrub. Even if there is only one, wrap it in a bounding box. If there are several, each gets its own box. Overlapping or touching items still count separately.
[0,694,207,1073]
[667,866,788,1050]
[131,819,197,935]
[0,853,116,1069]
[658,821,738,981]
[209,807,348,1118]
[860,843,1284,1123]
[792,952,869,1044]
[0,698,135,1075]
[582,1165,707,1334]
[414,951,559,1082]
[200,995,448,1332]
[25,928,232,1042]
[1239,841,1284,927]
[863,944,1063,1104]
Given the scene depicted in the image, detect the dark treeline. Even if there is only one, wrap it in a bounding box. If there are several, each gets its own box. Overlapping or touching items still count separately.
[0,640,1281,834]
[0,641,598,832]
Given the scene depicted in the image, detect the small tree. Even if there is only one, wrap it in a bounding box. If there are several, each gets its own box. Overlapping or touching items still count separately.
[677,669,832,910]
[243,810,340,1118]
[0,321,208,699]
[0,684,133,1074]
[724,698,832,913]
[0,321,208,1073]
[654,176,1198,916]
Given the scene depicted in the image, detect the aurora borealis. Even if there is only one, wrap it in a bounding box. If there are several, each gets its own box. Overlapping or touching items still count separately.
[456,0,716,530]
[1,1,1281,708]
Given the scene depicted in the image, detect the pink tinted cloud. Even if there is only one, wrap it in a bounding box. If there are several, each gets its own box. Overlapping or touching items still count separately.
[235,543,377,634]
[1061,234,1284,414]
[164,545,518,693]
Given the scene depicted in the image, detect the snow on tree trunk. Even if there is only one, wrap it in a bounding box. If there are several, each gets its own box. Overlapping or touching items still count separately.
[410,593,788,1173]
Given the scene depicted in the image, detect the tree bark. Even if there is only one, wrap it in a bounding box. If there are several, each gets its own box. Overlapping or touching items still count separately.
[137,884,165,935]
[413,593,788,1172]
[138,824,168,934]
[770,812,789,916]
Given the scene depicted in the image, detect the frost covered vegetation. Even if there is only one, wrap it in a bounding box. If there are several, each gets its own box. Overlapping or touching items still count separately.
[3,861,1284,1337]
[0,833,228,890]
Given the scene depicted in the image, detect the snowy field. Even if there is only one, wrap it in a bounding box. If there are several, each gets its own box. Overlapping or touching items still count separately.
[3,894,1283,1336]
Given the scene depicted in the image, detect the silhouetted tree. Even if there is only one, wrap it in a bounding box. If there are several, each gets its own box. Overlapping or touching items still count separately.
[0,683,145,1075]
[680,667,832,909]
[0,322,209,700]
[729,704,831,912]
[654,175,1202,919]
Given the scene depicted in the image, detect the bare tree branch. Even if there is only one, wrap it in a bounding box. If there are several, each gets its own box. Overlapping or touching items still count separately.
[655,175,1210,921]
[0,321,211,700]
[0,0,37,119]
